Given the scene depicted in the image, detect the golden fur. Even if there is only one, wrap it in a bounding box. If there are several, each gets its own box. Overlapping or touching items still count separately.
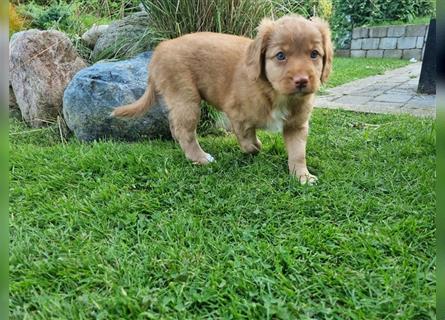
[112,15,333,184]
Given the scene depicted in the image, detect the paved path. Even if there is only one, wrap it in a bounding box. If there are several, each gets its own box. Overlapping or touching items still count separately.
[316,62,435,117]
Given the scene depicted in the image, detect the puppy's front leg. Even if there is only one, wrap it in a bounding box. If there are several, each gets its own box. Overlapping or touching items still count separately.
[231,122,262,155]
[283,121,317,185]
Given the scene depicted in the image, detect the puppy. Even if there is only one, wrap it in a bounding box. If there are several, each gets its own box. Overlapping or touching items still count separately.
[112,15,333,184]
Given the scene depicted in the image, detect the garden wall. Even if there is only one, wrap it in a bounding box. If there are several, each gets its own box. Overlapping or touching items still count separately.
[337,24,429,60]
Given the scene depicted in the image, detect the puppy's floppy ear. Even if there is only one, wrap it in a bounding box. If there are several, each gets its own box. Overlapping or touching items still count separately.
[311,17,333,83]
[246,18,275,81]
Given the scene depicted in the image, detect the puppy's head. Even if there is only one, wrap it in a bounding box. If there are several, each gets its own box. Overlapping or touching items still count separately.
[246,15,333,96]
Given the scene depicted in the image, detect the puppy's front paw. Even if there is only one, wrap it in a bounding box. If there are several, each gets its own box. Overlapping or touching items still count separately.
[205,153,216,163]
[298,173,318,185]
[241,141,262,155]
[290,167,318,185]
[192,153,216,165]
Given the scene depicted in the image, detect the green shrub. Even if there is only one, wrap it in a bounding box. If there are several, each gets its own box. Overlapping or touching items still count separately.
[140,0,332,41]
[72,0,140,19]
[14,0,140,18]
[19,2,73,31]
[140,0,271,39]
[330,0,435,48]
[276,0,332,20]
[331,0,435,27]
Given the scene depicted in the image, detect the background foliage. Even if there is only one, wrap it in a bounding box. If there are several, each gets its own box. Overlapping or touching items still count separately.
[330,0,435,48]
[11,0,436,54]
[138,0,332,40]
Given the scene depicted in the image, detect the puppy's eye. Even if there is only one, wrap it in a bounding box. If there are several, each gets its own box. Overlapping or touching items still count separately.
[276,52,286,61]
[310,50,319,59]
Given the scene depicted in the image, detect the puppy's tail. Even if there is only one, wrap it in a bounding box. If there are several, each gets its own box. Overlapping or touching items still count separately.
[111,78,156,118]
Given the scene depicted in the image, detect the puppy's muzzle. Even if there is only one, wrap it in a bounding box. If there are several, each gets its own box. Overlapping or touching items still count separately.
[293,75,309,89]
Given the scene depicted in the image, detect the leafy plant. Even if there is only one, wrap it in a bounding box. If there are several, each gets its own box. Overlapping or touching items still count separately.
[19,2,72,30]
[140,0,333,41]
[330,0,435,48]
[275,0,332,20]
[140,0,271,39]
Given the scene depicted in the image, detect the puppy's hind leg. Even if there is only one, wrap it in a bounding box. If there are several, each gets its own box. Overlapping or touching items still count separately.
[165,95,215,165]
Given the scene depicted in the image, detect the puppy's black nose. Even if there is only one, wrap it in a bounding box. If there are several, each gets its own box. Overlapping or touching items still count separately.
[293,76,309,88]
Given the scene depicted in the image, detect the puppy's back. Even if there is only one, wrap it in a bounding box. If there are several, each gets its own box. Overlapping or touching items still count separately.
[149,32,252,106]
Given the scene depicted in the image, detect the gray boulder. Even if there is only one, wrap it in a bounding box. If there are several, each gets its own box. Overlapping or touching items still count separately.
[9,84,21,120]
[81,24,109,48]
[63,51,171,142]
[91,11,151,61]
[9,29,87,127]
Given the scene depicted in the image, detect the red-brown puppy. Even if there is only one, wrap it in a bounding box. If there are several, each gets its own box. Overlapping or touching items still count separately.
[112,15,333,184]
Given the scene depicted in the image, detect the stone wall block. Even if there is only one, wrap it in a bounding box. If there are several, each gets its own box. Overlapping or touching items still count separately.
[369,26,387,37]
[379,38,397,49]
[406,25,427,37]
[387,26,406,37]
[362,38,380,49]
[351,50,366,58]
[367,50,384,58]
[397,37,417,49]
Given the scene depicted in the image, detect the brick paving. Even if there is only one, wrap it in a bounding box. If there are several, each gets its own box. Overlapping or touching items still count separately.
[316,62,436,117]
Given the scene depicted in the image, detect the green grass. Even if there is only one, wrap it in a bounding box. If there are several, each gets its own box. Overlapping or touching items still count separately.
[362,16,432,27]
[10,107,435,318]
[327,57,410,88]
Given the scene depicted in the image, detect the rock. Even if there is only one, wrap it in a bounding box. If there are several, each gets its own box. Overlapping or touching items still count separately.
[81,24,109,48]
[9,29,87,127]
[9,84,21,120]
[63,51,171,142]
[91,11,151,61]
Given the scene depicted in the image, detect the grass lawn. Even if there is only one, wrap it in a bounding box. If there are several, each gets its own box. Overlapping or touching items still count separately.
[9,57,434,319]
[362,16,431,28]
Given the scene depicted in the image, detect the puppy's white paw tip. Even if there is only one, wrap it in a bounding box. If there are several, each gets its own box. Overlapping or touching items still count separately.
[206,154,215,163]
[299,175,318,186]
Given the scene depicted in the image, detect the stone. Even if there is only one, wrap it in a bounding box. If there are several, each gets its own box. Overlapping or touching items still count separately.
[383,49,403,58]
[81,24,109,48]
[402,49,422,60]
[351,50,366,58]
[362,38,380,50]
[92,11,151,61]
[366,50,383,58]
[369,26,387,38]
[9,29,87,127]
[399,107,434,117]
[63,51,171,142]
[9,84,21,120]
[387,26,405,37]
[374,93,412,103]
[397,37,417,49]
[379,38,397,50]
[334,49,350,57]
[9,82,17,109]
[352,27,368,39]
[334,95,372,105]
[406,25,427,37]
[404,95,436,108]
[315,63,434,118]
[416,37,424,49]
[351,39,362,50]
[367,102,403,114]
